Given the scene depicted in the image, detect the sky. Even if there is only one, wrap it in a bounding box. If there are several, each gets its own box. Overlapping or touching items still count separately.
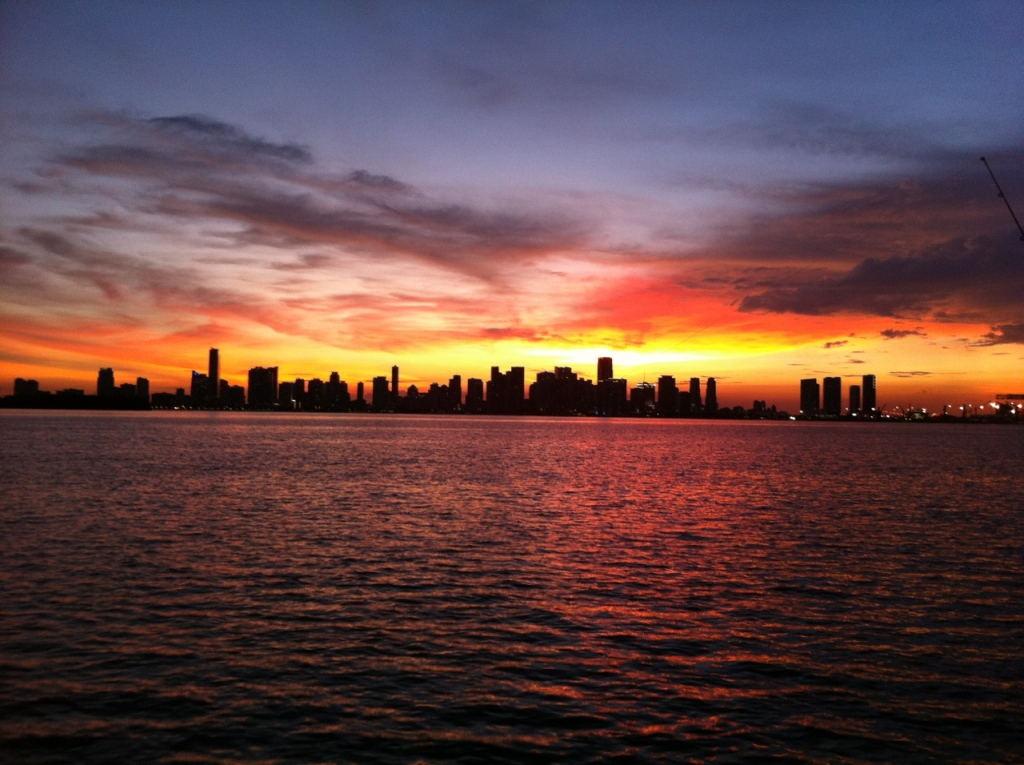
[2,0,1023,411]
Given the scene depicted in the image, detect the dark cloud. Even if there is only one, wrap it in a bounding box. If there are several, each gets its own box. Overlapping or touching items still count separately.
[739,233,1024,323]
[675,101,948,162]
[272,253,335,271]
[147,115,312,162]
[346,170,408,191]
[47,111,584,282]
[890,370,932,378]
[823,340,847,349]
[881,327,926,339]
[0,245,36,267]
[974,322,1024,346]
[666,156,1024,281]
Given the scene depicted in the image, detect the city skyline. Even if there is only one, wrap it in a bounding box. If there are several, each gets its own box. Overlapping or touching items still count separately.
[12,345,1020,419]
[2,3,1023,413]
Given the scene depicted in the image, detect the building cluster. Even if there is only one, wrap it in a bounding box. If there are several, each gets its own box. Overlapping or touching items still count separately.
[6,350,750,418]
[10,352,1022,422]
[223,355,729,418]
[799,375,877,418]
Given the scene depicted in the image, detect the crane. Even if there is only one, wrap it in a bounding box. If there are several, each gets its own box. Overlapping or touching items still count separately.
[980,156,1024,241]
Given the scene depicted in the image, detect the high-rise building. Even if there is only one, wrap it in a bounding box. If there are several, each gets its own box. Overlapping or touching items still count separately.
[97,368,115,398]
[136,377,150,404]
[657,375,678,416]
[278,382,295,409]
[14,378,40,396]
[823,376,842,416]
[689,377,702,412]
[862,374,877,413]
[596,378,628,416]
[849,384,861,414]
[448,374,462,410]
[705,377,718,413]
[372,376,390,411]
[208,348,219,401]
[487,367,525,414]
[247,366,278,408]
[509,367,525,412]
[391,365,400,403]
[630,382,656,413]
[800,378,820,415]
[597,357,614,382]
[191,371,209,401]
[466,378,484,413]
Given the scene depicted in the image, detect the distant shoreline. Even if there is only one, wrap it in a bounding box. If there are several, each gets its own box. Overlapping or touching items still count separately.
[2,395,1019,424]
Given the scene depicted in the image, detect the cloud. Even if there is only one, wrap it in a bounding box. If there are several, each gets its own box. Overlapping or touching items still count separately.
[823,340,848,348]
[739,233,1024,323]
[146,114,312,162]
[45,111,587,283]
[881,327,926,339]
[346,170,408,191]
[890,370,932,378]
[974,322,1024,346]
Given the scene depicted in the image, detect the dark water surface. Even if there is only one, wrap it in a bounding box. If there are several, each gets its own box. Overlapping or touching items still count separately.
[1,411,1022,763]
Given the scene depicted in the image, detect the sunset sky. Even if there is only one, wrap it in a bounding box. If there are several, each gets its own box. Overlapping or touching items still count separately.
[2,1,1023,411]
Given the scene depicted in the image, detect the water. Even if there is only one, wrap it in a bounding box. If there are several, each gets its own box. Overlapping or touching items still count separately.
[1,411,1022,763]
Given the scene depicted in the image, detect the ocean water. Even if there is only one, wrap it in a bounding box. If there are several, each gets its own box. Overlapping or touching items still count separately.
[1,411,1022,764]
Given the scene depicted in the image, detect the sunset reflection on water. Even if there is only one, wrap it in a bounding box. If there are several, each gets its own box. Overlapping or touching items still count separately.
[1,412,1021,763]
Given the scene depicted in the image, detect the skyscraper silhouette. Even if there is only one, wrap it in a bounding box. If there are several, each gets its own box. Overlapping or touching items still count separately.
[97,368,115,398]
[247,366,278,408]
[862,374,877,413]
[373,376,390,411]
[657,375,678,416]
[597,357,613,382]
[705,377,718,413]
[209,348,219,402]
[689,377,702,413]
[823,376,842,416]
[800,378,820,415]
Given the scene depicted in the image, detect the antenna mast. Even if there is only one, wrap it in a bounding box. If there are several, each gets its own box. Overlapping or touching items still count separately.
[980,156,1024,241]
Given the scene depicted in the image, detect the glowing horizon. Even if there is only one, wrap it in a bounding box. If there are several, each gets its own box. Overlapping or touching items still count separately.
[1,2,1022,412]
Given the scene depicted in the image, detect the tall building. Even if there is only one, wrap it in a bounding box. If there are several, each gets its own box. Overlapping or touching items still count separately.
[466,378,484,413]
[14,378,40,396]
[597,357,614,382]
[849,384,861,414]
[372,376,390,411]
[823,376,842,416]
[596,378,628,416]
[448,374,462,410]
[705,377,718,413]
[191,371,209,402]
[509,367,525,412]
[487,367,525,414]
[391,365,400,403]
[247,366,278,408]
[657,375,678,416]
[97,368,115,398]
[689,377,702,413]
[136,377,150,404]
[862,374,877,413]
[800,378,820,415]
[631,382,656,413]
[208,348,220,402]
